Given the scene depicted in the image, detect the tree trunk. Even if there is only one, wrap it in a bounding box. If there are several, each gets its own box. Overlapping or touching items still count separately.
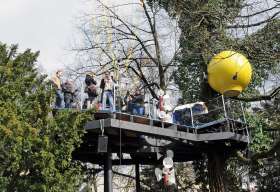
[159,65,165,90]
[207,151,228,192]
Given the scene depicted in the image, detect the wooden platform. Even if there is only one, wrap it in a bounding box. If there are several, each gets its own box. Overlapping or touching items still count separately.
[72,111,249,165]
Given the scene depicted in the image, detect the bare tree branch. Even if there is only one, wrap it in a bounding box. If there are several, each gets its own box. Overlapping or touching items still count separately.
[237,4,280,18]
[233,86,280,102]
[97,0,158,65]
[236,136,280,163]
[228,11,280,28]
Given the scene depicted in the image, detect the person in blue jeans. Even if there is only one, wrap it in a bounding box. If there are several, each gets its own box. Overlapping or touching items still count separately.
[55,90,64,108]
[62,80,74,108]
[131,89,145,116]
[100,71,116,112]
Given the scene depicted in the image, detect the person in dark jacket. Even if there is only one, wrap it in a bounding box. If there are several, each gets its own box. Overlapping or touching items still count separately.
[85,73,98,109]
[124,91,133,113]
[131,89,145,115]
[62,80,74,108]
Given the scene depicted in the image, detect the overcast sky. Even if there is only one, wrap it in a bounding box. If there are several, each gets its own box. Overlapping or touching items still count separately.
[0,0,88,75]
[0,0,276,75]
[0,0,131,75]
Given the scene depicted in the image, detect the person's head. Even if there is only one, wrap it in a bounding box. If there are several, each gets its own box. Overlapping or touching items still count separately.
[87,72,95,78]
[90,72,96,77]
[135,89,141,95]
[56,70,63,78]
[104,71,111,79]
[66,80,73,85]
[177,98,184,105]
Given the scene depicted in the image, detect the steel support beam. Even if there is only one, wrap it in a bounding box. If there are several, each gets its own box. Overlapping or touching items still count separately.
[85,118,248,142]
[104,153,113,192]
[135,163,141,192]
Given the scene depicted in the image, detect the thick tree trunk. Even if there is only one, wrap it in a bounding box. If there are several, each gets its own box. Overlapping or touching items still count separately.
[207,151,228,192]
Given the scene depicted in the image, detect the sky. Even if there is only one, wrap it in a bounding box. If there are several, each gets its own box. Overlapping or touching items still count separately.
[0,0,276,76]
[0,0,133,75]
[0,0,88,75]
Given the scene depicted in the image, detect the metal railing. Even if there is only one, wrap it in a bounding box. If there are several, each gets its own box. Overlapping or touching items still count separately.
[52,84,250,137]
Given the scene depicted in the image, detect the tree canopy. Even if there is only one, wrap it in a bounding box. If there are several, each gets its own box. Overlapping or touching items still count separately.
[1,0,279,191]
[154,0,280,191]
[0,43,90,192]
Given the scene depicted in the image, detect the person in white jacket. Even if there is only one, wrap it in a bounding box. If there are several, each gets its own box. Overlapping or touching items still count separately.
[51,70,64,108]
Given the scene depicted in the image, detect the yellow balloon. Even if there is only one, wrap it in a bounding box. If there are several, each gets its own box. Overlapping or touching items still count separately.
[207,51,252,97]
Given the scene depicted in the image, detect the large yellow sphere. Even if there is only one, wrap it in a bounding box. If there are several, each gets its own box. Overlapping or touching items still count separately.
[207,51,252,97]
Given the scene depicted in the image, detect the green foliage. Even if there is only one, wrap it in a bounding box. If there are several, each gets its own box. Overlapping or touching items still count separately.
[246,113,273,153]
[166,0,280,102]
[171,0,243,101]
[246,102,280,191]
[0,43,90,191]
[154,1,280,191]
[192,159,209,191]
[225,159,244,192]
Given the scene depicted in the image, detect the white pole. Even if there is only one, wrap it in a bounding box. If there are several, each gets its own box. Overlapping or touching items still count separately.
[113,84,116,112]
[222,95,228,119]
[190,107,194,128]
[147,90,151,118]
[241,102,250,144]
[80,82,84,110]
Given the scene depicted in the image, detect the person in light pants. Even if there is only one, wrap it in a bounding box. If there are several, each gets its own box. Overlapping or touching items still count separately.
[51,70,64,108]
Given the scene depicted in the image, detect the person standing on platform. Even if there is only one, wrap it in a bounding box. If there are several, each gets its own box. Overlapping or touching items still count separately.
[124,91,133,113]
[100,71,116,112]
[131,89,145,116]
[62,80,74,108]
[51,70,64,108]
[84,73,98,109]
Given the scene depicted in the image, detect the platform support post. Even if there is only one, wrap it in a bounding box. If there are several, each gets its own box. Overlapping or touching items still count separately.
[113,85,116,112]
[104,153,113,192]
[221,95,230,131]
[135,163,141,192]
[190,107,196,133]
[221,95,228,119]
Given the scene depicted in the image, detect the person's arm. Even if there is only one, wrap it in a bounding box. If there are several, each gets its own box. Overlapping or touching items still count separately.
[85,77,89,86]
[61,83,66,92]
[111,76,119,87]
[134,95,144,103]
[100,79,105,89]
[92,78,97,85]
[84,86,88,93]
[111,76,115,83]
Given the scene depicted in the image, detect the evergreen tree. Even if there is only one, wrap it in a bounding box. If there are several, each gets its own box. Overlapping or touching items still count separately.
[0,43,90,192]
